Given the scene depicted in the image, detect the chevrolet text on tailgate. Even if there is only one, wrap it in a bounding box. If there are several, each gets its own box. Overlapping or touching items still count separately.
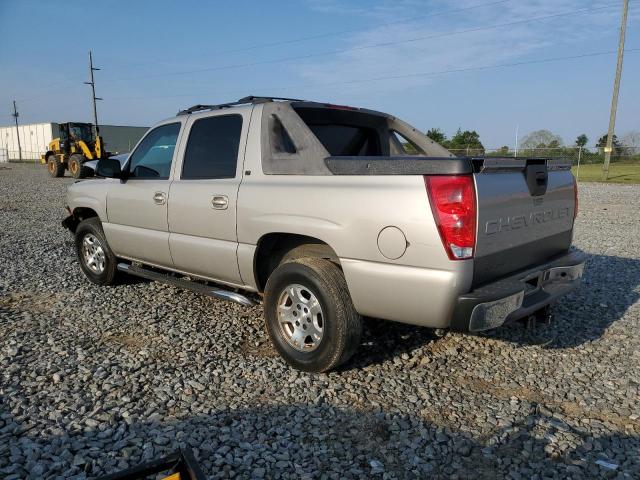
[62,96,585,372]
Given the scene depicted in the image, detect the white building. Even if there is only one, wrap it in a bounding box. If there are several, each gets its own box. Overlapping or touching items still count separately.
[0,122,149,160]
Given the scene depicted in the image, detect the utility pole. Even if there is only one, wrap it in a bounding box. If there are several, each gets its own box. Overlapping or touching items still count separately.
[602,0,629,180]
[84,50,102,140]
[12,100,22,162]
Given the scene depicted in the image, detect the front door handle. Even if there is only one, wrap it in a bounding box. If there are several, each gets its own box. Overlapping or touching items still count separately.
[211,195,229,210]
[153,191,166,205]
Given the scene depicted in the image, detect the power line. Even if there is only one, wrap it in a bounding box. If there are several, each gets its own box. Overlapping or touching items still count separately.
[10,1,633,105]
[11,0,514,103]
[211,0,513,56]
[108,47,639,102]
[16,74,86,103]
[78,0,513,78]
[110,1,631,82]
[306,48,640,88]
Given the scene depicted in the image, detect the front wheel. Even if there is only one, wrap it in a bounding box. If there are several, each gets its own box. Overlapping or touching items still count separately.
[75,218,119,285]
[69,154,91,179]
[264,257,362,372]
[47,155,64,178]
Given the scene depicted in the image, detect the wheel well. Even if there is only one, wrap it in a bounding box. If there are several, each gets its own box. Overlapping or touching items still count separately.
[63,207,99,233]
[45,151,55,159]
[254,233,340,292]
[73,207,99,222]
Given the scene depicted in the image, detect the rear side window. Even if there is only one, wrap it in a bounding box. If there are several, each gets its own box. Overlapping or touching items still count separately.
[293,106,385,156]
[307,124,380,156]
[182,115,242,179]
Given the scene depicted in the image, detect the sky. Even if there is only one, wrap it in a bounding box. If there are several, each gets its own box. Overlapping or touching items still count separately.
[0,0,638,148]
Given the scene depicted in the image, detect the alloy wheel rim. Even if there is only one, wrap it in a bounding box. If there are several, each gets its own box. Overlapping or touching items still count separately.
[82,233,106,274]
[277,283,324,352]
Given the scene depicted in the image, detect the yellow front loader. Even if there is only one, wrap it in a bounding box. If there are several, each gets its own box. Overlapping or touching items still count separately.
[41,122,106,179]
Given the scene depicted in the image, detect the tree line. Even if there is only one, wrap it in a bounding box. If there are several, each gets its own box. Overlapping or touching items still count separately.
[424,128,640,163]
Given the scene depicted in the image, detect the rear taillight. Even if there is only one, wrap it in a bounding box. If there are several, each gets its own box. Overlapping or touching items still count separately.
[573,178,579,220]
[425,175,477,260]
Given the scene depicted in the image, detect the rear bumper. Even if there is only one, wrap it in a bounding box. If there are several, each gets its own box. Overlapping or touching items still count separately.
[451,250,586,332]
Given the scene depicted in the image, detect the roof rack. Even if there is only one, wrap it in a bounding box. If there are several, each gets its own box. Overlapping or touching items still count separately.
[177,96,307,115]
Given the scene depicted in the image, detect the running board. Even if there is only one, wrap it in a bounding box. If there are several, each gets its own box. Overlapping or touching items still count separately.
[117,263,258,307]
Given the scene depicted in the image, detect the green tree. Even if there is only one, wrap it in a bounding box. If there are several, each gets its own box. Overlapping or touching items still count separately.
[448,129,484,155]
[596,133,623,155]
[575,134,588,148]
[426,128,447,145]
[520,130,563,149]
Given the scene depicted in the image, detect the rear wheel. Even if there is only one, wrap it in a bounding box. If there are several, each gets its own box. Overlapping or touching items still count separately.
[69,154,91,179]
[264,257,362,372]
[75,217,119,285]
[47,155,64,178]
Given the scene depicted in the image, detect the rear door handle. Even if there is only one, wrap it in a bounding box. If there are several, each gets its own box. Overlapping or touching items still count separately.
[153,192,166,205]
[211,195,228,210]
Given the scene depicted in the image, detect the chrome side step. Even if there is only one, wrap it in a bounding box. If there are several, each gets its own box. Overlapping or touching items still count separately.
[117,263,258,307]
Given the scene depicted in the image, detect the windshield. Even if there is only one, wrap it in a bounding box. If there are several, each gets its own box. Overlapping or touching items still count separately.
[68,124,93,142]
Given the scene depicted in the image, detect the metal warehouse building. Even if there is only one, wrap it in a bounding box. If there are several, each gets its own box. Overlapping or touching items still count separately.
[0,122,149,160]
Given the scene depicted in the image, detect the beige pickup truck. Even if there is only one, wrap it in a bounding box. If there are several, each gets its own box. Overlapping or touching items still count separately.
[62,96,585,372]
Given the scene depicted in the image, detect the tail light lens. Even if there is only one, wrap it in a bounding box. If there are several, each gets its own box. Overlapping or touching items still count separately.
[573,178,579,220]
[425,175,477,260]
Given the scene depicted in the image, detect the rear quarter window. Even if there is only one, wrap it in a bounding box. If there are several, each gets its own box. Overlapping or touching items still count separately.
[306,124,381,156]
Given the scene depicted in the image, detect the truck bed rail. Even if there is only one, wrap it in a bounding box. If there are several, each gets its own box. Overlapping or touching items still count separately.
[324,156,472,175]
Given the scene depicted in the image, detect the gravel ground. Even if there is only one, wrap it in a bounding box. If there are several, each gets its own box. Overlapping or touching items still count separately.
[1,163,639,479]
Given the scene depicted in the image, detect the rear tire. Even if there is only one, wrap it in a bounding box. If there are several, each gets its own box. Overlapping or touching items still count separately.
[75,217,119,286]
[47,155,64,178]
[264,257,362,372]
[69,154,91,179]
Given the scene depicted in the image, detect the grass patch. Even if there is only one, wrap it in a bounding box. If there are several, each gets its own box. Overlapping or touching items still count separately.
[572,163,640,184]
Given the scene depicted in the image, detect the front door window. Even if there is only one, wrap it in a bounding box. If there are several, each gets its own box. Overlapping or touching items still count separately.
[128,123,181,179]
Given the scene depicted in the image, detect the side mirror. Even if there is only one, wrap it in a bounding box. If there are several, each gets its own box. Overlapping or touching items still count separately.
[96,157,124,179]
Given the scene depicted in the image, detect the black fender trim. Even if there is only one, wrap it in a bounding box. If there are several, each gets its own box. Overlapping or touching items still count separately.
[61,214,79,233]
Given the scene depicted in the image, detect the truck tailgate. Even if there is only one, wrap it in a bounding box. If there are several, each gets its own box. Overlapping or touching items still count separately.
[473,158,576,286]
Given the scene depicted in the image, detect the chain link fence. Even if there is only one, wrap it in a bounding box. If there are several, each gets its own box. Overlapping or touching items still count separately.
[0,148,42,165]
[448,146,640,164]
[448,146,640,181]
